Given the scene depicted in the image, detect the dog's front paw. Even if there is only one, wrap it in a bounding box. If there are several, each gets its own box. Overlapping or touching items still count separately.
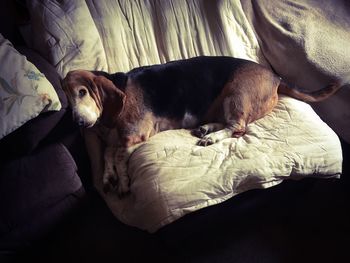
[102,171,130,198]
[102,170,118,194]
[116,175,130,198]
[192,125,210,138]
[197,135,215,146]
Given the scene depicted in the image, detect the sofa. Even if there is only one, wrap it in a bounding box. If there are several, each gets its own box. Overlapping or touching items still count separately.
[0,1,89,258]
[1,0,349,262]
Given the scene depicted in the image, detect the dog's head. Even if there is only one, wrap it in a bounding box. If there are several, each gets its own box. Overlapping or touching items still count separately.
[62,70,126,128]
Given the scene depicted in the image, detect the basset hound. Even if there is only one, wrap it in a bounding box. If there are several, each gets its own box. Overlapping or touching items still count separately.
[62,56,341,196]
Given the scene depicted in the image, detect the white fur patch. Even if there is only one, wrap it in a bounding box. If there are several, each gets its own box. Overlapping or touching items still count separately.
[73,103,100,127]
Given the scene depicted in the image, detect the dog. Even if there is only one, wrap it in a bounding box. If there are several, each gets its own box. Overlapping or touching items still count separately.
[62,56,341,196]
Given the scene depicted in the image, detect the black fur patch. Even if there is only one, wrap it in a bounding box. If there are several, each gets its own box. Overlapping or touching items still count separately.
[122,56,249,121]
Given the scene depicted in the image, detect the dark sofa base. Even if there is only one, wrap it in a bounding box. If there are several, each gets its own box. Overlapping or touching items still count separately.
[8,178,347,263]
[0,143,86,254]
[4,139,348,263]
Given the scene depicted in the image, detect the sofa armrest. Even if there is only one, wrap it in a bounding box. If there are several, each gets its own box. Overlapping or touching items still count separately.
[0,143,85,251]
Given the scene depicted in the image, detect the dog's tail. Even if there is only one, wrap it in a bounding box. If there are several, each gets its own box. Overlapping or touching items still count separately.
[277,81,342,102]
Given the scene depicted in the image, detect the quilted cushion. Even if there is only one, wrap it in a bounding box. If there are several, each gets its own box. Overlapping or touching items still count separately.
[88,97,342,232]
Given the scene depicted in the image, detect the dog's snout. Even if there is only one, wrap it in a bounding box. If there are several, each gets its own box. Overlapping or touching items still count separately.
[72,112,84,126]
[75,117,89,127]
[72,112,95,128]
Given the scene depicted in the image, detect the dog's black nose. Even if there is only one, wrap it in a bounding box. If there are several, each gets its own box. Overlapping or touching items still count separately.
[72,112,85,127]
[77,119,85,126]
[73,114,85,127]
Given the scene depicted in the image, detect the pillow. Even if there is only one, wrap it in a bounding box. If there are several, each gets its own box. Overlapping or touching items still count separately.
[0,47,68,158]
[0,34,61,139]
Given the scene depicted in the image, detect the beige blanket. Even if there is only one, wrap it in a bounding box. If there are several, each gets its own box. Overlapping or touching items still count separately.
[26,0,344,232]
[242,0,350,143]
[86,96,341,232]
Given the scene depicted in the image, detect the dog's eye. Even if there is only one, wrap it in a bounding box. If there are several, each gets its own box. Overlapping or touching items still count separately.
[79,89,87,98]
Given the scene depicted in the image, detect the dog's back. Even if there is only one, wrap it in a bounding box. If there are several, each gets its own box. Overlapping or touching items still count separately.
[88,56,341,134]
[125,56,250,121]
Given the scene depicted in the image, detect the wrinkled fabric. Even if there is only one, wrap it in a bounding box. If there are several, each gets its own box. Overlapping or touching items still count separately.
[87,97,342,232]
[85,0,265,72]
[241,0,350,142]
[27,0,264,76]
[26,0,344,232]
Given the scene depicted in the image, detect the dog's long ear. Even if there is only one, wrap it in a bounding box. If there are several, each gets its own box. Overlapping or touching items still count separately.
[93,75,126,128]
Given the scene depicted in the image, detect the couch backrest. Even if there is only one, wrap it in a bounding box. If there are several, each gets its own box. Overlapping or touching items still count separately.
[26,0,264,76]
[25,0,350,142]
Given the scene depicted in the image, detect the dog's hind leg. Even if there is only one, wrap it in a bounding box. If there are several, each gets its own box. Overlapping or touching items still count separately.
[197,93,248,146]
[102,146,119,193]
[197,121,246,146]
[197,63,280,147]
[192,123,225,138]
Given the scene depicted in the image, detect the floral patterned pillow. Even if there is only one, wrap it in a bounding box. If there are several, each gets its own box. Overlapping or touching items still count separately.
[0,34,61,139]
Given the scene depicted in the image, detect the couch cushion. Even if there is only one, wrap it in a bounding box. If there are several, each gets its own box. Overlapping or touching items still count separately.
[26,0,108,77]
[0,143,84,250]
[89,96,342,233]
